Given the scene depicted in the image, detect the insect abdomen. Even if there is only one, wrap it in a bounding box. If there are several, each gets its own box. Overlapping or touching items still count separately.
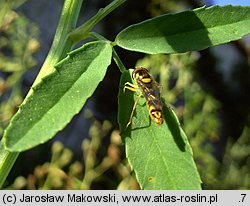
[147,103,163,125]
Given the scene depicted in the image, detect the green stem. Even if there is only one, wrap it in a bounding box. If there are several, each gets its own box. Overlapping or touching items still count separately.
[89,32,126,73]
[0,143,18,188]
[0,0,83,189]
[34,0,83,86]
[69,0,126,44]
[0,0,126,189]
[83,22,128,74]
[89,31,109,41]
[112,48,126,73]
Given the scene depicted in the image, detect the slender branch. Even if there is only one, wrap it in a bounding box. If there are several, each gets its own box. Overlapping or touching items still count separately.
[112,48,126,73]
[0,143,18,188]
[0,0,84,189]
[89,32,126,73]
[69,0,126,44]
[34,0,84,86]
[89,31,109,41]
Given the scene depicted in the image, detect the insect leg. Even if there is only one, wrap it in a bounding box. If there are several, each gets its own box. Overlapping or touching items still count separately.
[126,92,143,128]
[123,82,139,93]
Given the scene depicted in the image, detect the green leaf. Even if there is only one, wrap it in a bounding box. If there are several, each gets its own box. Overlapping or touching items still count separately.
[3,41,112,152]
[115,5,250,54]
[118,69,201,189]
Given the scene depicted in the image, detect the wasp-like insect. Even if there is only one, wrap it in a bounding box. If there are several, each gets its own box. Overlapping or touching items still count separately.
[123,67,163,128]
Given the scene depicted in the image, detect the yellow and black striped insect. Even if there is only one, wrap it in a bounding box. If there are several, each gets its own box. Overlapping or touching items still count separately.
[123,67,163,128]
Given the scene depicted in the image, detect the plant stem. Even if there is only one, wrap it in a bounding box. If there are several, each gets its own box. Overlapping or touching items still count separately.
[33,0,83,86]
[69,0,126,44]
[0,0,83,189]
[0,0,126,189]
[112,48,126,73]
[88,32,126,73]
[89,31,109,41]
[0,143,18,188]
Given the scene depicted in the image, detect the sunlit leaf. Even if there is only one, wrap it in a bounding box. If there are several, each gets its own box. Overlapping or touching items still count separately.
[3,41,112,152]
[116,5,250,54]
[118,69,201,189]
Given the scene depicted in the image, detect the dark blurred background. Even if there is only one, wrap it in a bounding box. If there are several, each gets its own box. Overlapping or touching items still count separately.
[0,0,249,189]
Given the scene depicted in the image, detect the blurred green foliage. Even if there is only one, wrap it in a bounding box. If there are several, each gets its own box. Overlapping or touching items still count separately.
[213,125,250,189]
[7,111,139,189]
[149,0,188,15]
[0,8,39,135]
